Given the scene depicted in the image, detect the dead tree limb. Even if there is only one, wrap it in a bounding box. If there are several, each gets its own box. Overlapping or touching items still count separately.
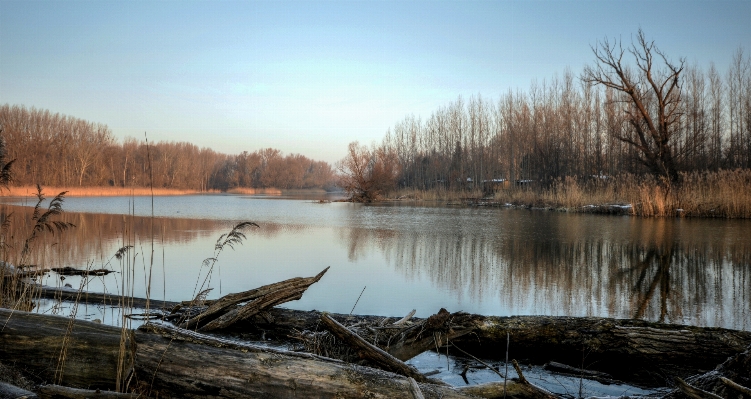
[320,313,429,383]
[719,376,751,396]
[408,377,425,399]
[511,360,559,399]
[673,377,724,399]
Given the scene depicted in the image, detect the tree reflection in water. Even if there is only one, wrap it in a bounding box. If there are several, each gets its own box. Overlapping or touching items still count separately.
[4,201,749,331]
[341,211,750,330]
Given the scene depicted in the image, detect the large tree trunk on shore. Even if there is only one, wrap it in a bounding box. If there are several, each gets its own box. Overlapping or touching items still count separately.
[0,308,131,389]
[460,316,751,387]
[247,309,751,387]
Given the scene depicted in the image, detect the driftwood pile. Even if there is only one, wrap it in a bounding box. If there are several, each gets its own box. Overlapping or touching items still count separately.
[2,268,751,399]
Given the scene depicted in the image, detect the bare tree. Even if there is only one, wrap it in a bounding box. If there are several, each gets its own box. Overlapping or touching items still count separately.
[337,142,397,202]
[583,29,685,182]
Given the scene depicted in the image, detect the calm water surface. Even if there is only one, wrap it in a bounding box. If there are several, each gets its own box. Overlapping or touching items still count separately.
[4,194,750,330]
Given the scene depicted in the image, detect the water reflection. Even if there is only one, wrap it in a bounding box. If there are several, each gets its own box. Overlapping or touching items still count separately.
[3,199,749,331]
[0,204,228,269]
[341,209,750,330]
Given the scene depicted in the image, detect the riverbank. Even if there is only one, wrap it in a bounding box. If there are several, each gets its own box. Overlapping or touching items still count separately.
[387,169,751,218]
[1,185,327,197]
[1,302,749,398]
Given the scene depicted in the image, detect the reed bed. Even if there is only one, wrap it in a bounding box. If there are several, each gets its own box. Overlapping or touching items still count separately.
[496,170,751,218]
[388,170,751,218]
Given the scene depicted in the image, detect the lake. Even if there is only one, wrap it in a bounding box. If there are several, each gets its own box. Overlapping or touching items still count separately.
[3,193,750,331]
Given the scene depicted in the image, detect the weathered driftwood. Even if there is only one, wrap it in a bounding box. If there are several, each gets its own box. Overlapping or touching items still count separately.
[386,308,479,362]
[720,376,751,396]
[1,309,479,399]
[0,308,132,390]
[37,385,139,399]
[236,308,751,386]
[320,313,429,383]
[673,378,723,399]
[179,266,329,331]
[663,343,751,399]
[446,315,751,387]
[288,308,480,363]
[0,381,38,399]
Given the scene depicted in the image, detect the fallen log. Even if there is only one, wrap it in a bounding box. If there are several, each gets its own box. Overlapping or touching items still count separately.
[30,284,179,312]
[50,267,115,277]
[447,315,751,387]
[1,309,481,398]
[179,266,329,331]
[0,308,132,390]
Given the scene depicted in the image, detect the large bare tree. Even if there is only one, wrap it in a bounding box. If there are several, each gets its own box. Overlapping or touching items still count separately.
[337,142,398,202]
[583,29,685,182]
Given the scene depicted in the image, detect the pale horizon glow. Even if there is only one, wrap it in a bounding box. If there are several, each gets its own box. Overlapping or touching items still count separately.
[1,0,749,164]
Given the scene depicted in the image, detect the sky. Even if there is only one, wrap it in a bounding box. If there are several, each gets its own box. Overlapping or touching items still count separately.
[1,1,750,164]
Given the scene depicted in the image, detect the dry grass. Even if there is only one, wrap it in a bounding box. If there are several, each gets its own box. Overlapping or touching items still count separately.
[389,187,484,202]
[2,186,303,197]
[389,170,751,218]
[3,185,215,197]
[225,187,283,195]
[511,170,751,218]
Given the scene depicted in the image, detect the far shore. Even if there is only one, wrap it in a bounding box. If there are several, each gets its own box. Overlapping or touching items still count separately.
[0,185,333,197]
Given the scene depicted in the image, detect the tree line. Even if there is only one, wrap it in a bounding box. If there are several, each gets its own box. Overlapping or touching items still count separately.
[0,104,336,191]
[340,35,751,198]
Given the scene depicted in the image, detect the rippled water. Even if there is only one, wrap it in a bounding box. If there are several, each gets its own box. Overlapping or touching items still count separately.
[3,194,750,330]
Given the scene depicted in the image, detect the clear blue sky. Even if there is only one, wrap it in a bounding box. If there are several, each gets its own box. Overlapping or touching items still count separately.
[1,0,749,164]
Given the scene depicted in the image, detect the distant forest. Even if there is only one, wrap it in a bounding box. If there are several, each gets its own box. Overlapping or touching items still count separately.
[0,104,336,191]
[3,45,750,195]
[368,47,751,190]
